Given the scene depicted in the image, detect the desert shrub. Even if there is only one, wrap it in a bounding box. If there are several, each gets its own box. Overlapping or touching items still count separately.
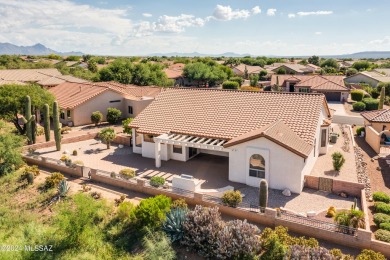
[181,205,223,258]
[229,76,243,86]
[90,191,102,200]
[23,165,40,176]
[221,190,242,207]
[356,127,365,136]
[114,194,126,206]
[240,86,261,91]
[150,176,165,187]
[44,172,65,189]
[352,102,366,111]
[356,249,386,260]
[351,90,364,101]
[21,171,35,185]
[117,201,136,221]
[379,222,390,231]
[217,219,261,259]
[330,248,343,259]
[60,126,72,134]
[91,111,103,126]
[162,208,188,243]
[222,80,239,89]
[373,191,390,203]
[119,168,135,179]
[171,198,188,210]
[260,226,319,248]
[332,152,345,171]
[261,235,287,260]
[72,150,77,156]
[362,98,379,111]
[122,118,133,135]
[135,195,171,229]
[334,209,365,228]
[36,125,44,136]
[72,160,84,166]
[106,107,122,124]
[375,229,390,243]
[374,213,390,227]
[371,88,380,99]
[287,245,333,260]
[326,206,336,218]
[143,229,176,260]
[375,202,390,214]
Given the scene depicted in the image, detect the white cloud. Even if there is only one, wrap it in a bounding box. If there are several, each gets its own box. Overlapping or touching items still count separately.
[315,32,322,35]
[288,13,296,18]
[211,5,251,21]
[252,6,261,15]
[142,13,152,17]
[369,36,390,45]
[266,9,277,16]
[297,11,333,16]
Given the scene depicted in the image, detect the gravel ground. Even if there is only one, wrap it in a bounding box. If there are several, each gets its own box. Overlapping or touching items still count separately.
[238,187,358,215]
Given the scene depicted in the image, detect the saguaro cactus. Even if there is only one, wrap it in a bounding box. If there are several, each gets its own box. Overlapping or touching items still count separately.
[259,179,268,212]
[23,95,36,145]
[379,87,385,110]
[31,118,36,144]
[43,104,50,142]
[53,101,62,151]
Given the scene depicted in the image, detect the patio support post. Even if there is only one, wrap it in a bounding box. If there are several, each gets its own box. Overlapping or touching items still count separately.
[155,141,161,168]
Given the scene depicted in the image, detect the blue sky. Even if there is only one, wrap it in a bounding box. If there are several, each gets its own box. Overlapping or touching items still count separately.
[0,0,389,56]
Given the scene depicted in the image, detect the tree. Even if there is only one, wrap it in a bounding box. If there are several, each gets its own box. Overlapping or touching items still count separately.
[183,62,228,87]
[91,111,103,126]
[106,107,122,124]
[0,84,55,134]
[249,74,259,87]
[98,127,116,149]
[276,67,287,75]
[122,118,133,135]
[346,68,358,76]
[259,70,268,80]
[352,61,371,71]
[320,59,339,69]
[308,55,320,66]
[379,87,385,109]
[298,59,308,65]
[87,60,98,73]
[0,120,24,175]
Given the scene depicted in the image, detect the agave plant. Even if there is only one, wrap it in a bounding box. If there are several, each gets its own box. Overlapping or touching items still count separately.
[162,208,187,242]
[58,180,70,198]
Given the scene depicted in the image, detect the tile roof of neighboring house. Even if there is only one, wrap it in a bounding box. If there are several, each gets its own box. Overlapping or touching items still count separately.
[233,64,262,74]
[224,120,313,158]
[272,63,310,73]
[164,63,185,79]
[374,68,390,77]
[347,71,390,83]
[271,75,348,91]
[130,88,331,156]
[37,74,87,86]
[50,82,161,109]
[361,109,390,123]
[306,64,321,70]
[0,79,26,85]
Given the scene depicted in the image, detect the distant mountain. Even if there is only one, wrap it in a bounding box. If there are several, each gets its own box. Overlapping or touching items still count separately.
[149,52,251,57]
[0,42,83,56]
[328,51,390,59]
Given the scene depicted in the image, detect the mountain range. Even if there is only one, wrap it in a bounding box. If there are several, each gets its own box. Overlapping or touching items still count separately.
[0,43,83,56]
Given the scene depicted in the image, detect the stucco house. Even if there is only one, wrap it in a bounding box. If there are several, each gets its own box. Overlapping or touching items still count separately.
[271,63,318,75]
[232,64,262,77]
[129,88,332,194]
[361,109,390,154]
[271,75,349,102]
[344,71,390,87]
[49,81,161,126]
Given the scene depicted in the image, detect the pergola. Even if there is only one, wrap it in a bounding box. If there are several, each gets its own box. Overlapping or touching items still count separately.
[154,133,230,167]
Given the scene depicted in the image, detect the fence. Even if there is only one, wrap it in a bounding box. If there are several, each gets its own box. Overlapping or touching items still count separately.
[279,211,357,236]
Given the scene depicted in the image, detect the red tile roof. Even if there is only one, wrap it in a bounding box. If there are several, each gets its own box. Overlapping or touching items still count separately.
[361,109,390,123]
[271,75,348,91]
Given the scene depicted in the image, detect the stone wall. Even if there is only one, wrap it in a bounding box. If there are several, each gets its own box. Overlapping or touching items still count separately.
[304,175,364,197]
[23,156,83,178]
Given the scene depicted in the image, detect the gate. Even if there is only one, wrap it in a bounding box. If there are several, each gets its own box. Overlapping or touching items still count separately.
[82,166,91,178]
[318,177,333,192]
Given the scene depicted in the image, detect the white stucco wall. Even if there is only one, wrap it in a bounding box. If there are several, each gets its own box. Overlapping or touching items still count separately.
[125,99,154,119]
[198,149,229,157]
[168,144,187,161]
[345,74,380,87]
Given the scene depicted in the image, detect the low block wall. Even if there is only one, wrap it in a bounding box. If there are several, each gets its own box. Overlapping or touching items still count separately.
[304,175,364,197]
[25,132,98,151]
[113,135,131,146]
[371,240,390,258]
[23,156,83,178]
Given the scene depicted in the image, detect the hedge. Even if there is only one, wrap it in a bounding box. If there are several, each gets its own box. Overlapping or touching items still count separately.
[373,191,390,203]
[352,102,366,111]
[375,202,390,214]
[375,229,390,243]
[373,213,390,227]
[222,81,239,90]
[380,223,390,231]
[351,90,364,101]
[362,98,379,111]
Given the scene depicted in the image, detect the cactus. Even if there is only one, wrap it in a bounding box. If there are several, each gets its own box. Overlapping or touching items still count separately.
[259,179,268,211]
[43,103,50,142]
[26,172,34,185]
[353,197,357,210]
[31,117,36,144]
[379,87,385,110]
[23,95,36,145]
[58,180,70,197]
[53,101,62,151]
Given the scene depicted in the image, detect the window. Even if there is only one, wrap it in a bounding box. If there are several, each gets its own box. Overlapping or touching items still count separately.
[173,145,182,154]
[321,129,327,147]
[128,106,133,114]
[135,131,142,147]
[109,100,121,103]
[143,134,155,143]
[299,88,310,93]
[60,112,65,119]
[66,110,71,118]
[249,154,265,178]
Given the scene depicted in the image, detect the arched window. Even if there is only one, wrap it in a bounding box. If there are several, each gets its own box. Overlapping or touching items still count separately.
[249,154,265,178]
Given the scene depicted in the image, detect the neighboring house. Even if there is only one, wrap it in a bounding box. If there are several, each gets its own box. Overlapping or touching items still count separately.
[0,68,87,87]
[163,63,189,86]
[271,75,349,102]
[374,68,390,76]
[49,81,161,126]
[129,88,331,194]
[338,60,354,68]
[271,63,318,75]
[361,109,390,153]
[232,64,262,77]
[344,71,390,87]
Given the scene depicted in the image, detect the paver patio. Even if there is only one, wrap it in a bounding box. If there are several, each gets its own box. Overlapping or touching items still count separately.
[310,123,358,183]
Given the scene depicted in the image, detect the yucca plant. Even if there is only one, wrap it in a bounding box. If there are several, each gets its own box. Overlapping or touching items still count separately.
[58,180,70,198]
[162,208,187,242]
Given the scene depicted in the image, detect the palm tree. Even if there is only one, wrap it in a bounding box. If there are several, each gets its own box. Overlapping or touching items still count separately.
[98,127,116,149]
